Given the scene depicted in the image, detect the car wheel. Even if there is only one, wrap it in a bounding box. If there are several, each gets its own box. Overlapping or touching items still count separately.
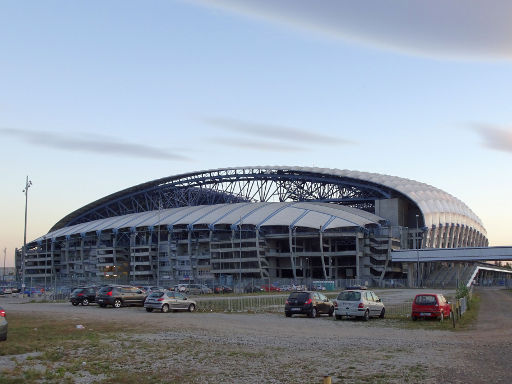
[379,308,385,319]
[309,307,317,318]
[71,302,79,306]
[285,312,292,318]
[161,304,170,313]
[363,310,369,322]
[188,304,196,312]
[146,307,153,312]
[113,299,122,309]
[335,314,342,320]
[82,298,89,306]
[328,307,334,317]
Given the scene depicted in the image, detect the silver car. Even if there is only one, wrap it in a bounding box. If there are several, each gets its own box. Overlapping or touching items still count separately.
[144,291,197,313]
[333,289,385,321]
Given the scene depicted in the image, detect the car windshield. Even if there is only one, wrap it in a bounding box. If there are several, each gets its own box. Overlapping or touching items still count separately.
[337,291,361,301]
[288,292,309,300]
[149,292,164,298]
[71,288,84,294]
[98,287,112,294]
[415,295,437,305]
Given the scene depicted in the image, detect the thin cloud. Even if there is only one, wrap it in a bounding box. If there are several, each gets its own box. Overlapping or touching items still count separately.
[204,117,356,145]
[471,124,512,153]
[210,137,305,152]
[0,128,191,161]
[190,0,512,60]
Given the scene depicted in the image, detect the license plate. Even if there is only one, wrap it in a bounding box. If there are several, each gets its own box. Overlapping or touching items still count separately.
[420,312,431,316]
[291,308,301,311]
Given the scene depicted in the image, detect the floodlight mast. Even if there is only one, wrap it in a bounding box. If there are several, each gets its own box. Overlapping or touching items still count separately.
[22,176,32,290]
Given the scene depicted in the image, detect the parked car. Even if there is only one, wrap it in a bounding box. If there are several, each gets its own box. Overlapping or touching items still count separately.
[0,306,7,341]
[144,286,167,294]
[284,291,334,318]
[96,285,147,308]
[411,293,451,321]
[173,284,188,293]
[70,287,97,306]
[185,284,213,295]
[214,286,233,294]
[144,291,197,313]
[262,284,281,292]
[333,289,385,321]
[245,285,265,293]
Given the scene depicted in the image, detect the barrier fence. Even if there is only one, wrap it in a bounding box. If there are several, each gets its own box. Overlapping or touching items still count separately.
[10,287,475,323]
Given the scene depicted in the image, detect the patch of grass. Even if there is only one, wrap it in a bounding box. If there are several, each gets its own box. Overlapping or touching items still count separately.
[0,313,145,356]
[454,294,480,330]
[0,375,26,384]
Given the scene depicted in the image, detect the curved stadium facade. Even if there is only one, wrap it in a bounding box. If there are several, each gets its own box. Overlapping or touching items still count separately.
[17,166,487,288]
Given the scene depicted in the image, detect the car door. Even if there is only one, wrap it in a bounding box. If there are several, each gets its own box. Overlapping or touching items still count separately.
[365,291,376,316]
[371,291,383,315]
[120,287,132,304]
[438,295,449,316]
[173,292,187,310]
[167,291,179,310]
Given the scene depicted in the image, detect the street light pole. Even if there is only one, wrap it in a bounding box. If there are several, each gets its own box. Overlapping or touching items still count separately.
[415,214,420,288]
[2,248,6,283]
[22,176,32,291]
[239,216,242,293]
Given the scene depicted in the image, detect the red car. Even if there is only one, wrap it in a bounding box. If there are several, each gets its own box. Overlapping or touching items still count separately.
[411,293,451,321]
[261,285,281,292]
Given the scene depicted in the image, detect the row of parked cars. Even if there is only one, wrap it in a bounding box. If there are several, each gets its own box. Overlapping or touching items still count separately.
[69,285,197,313]
[284,287,452,321]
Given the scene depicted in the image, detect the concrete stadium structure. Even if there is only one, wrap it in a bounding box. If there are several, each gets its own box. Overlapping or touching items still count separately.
[16,166,488,288]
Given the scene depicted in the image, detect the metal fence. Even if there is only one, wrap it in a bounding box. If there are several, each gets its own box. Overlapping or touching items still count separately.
[195,295,287,313]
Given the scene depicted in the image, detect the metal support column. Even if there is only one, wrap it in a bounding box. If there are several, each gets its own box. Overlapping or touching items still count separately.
[319,229,327,279]
[288,227,297,280]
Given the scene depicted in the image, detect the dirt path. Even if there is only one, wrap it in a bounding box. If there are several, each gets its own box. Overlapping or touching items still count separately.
[440,288,512,383]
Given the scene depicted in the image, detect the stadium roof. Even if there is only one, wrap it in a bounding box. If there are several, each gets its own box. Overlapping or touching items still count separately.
[49,166,486,237]
[37,201,385,242]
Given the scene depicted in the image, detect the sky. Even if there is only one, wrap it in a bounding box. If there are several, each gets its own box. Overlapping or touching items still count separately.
[1,0,511,267]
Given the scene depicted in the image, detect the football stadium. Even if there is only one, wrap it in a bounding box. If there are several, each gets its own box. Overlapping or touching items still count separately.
[16,166,488,289]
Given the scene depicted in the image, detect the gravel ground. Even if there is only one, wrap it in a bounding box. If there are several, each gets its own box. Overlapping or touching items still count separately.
[0,287,510,383]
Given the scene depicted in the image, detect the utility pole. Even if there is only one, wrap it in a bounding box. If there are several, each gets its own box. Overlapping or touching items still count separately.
[239,216,242,293]
[22,176,33,291]
[415,214,420,288]
[3,248,6,283]
[156,194,162,287]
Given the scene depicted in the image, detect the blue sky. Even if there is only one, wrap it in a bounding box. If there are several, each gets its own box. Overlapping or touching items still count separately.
[1,1,511,266]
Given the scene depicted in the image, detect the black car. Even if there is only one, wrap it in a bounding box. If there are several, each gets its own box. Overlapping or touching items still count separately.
[96,285,147,308]
[284,291,334,318]
[70,287,97,306]
[245,285,264,293]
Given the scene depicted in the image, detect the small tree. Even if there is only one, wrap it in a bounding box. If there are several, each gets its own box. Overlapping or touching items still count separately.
[456,283,469,299]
